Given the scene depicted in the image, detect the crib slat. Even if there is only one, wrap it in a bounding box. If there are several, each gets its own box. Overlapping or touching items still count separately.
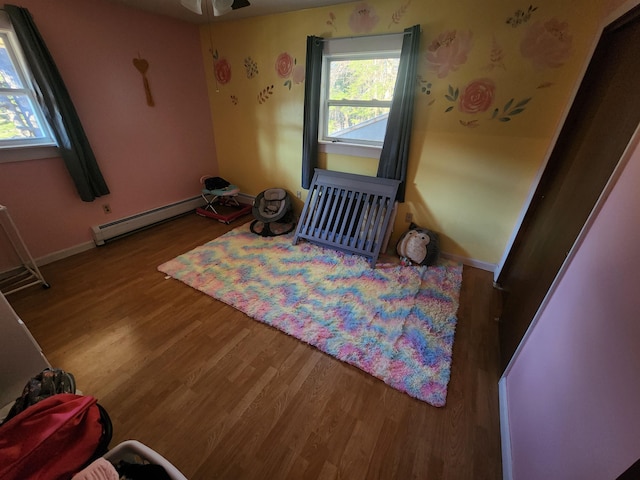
[295,185,319,241]
[351,192,369,250]
[368,196,388,251]
[309,185,329,237]
[346,191,365,249]
[359,196,378,253]
[319,187,337,241]
[335,189,354,246]
[323,188,341,242]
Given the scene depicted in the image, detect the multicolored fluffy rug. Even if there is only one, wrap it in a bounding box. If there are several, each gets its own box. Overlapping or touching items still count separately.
[158,223,463,407]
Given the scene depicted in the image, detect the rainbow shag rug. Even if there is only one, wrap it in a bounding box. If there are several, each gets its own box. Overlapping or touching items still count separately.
[158,223,463,407]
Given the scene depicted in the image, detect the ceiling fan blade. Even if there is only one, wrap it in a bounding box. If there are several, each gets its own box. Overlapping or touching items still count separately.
[180,0,202,15]
[231,0,250,9]
[211,0,251,16]
[212,0,233,16]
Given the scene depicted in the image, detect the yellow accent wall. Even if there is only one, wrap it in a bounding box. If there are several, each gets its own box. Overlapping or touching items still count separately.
[201,0,605,265]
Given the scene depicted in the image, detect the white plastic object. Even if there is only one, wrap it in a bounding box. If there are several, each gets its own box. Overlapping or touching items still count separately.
[103,440,188,480]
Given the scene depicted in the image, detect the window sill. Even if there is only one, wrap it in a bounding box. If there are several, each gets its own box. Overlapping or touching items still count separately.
[318,141,381,159]
[0,145,60,164]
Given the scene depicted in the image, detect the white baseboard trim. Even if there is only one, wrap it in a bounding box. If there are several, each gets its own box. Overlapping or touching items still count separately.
[5,194,255,272]
[237,192,255,205]
[0,241,95,279]
[499,377,513,480]
[92,196,206,246]
[36,241,95,267]
[440,251,497,272]
[16,200,495,276]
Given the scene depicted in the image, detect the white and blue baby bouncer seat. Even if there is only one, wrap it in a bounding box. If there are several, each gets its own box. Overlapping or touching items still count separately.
[249,188,295,236]
[196,175,252,224]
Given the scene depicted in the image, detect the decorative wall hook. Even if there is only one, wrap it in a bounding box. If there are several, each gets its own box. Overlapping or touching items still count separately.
[133,56,155,106]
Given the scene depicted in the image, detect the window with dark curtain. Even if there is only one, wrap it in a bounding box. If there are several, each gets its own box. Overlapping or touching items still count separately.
[301,25,420,202]
[5,5,109,202]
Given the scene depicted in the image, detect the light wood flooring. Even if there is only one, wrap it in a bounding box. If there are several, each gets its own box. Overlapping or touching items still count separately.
[7,213,503,479]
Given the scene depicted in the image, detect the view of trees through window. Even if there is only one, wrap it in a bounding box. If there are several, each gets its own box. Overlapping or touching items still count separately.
[0,34,48,144]
[326,56,399,143]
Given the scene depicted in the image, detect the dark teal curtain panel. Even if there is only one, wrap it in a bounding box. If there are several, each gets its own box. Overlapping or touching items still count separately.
[301,35,323,189]
[377,25,421,202]
[6,5,109,202]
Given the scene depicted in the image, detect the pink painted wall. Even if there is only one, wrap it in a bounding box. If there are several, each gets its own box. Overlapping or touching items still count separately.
[504,132,640,479]
[0,0,216,261]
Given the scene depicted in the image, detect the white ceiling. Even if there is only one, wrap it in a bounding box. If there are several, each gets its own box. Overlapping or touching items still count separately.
[107,0,356,24]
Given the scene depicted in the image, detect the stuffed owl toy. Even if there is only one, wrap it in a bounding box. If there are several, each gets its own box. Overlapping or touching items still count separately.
[396,223,440,266]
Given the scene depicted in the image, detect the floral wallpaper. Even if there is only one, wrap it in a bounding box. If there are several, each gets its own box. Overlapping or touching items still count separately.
[275,52,305,90]
[506,5,538,27]
[426,30,474,79]
[208,47,304,104]
[419,4,576,128]
[348,2,379,33]
[206,1,577,130]
[520,18,573,69]
[244,57,258,79]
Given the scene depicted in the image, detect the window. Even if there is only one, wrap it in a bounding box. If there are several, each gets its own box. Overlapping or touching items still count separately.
[0,14,56,152]
[319,34,402,158]
[322,54,399,146]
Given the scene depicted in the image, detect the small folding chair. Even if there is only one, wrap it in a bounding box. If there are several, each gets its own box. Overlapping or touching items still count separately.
[200,175,240,214]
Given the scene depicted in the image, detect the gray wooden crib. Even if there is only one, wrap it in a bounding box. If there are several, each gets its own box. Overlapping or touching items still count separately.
[293,169,400,267]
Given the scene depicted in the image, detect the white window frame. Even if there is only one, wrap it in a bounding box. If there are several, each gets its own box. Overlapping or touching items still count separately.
[318,34,403,159]
[0,12,57,163]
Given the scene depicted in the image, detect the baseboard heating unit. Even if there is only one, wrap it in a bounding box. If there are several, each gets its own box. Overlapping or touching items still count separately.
[91,196,204,246]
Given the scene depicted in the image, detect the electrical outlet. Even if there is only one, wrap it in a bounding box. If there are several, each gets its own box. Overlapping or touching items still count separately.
[102,204,111,214]
[296,191,302,199]
[405,212,413,223]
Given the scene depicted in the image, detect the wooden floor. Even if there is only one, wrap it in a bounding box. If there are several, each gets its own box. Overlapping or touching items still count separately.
[7,213,503,479]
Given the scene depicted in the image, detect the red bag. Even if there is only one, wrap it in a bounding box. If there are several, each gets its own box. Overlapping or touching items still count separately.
[0,393,110,480]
